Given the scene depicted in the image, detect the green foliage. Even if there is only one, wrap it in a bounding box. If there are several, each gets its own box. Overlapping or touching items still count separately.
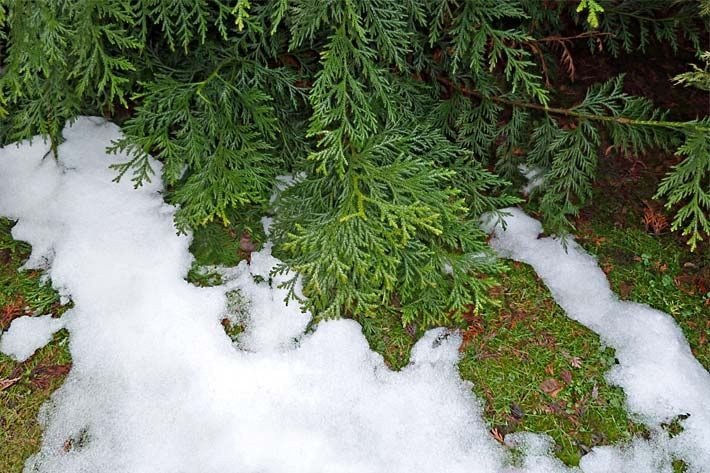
[109,56,299,230]
[1,0,708,326]
[590,0,705,56]
[674,51,710,92]
[576,0,605,29]
[521,75,676,233]
[655,129,710,251]
[273,125,517,325]
[0,0,144,154]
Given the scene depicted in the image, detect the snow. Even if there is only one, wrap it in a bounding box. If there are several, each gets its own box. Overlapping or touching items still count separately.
[0,314,66,361]
[215,246,311,353]
[0,117,708,473]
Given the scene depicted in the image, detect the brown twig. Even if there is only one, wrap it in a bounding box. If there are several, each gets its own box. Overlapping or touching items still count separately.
[529,31,614,43]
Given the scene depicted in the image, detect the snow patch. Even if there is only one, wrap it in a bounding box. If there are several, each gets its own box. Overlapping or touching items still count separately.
[518,164,545,196]
[0,314,66,361]
[215,245,311,353]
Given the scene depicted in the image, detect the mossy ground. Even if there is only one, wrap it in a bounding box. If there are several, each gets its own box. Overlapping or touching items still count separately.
[574,177,709,371]
[458,263,647,466]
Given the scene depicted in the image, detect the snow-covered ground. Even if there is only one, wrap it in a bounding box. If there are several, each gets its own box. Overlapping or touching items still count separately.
[0,117,708,473]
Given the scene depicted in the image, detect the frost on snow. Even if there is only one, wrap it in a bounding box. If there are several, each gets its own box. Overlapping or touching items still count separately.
[0,117,708,473]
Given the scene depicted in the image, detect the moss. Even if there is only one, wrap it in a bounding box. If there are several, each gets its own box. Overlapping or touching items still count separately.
[458,263,646,466]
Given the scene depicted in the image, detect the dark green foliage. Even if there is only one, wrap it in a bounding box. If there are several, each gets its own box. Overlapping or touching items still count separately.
[656,128,710,250]
[0,0,144,154]
[267,0,518,323]
[109,56,300,230]
[1,0,708,324]
[594,0,704,56]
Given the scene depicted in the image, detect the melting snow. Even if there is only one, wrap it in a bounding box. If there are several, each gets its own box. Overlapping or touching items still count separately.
[0,117,708,473]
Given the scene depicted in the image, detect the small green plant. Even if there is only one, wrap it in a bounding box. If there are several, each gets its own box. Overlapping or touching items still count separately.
[576,0,605,29]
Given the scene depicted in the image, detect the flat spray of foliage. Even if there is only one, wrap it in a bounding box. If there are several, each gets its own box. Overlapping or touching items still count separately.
[0,0,708,327]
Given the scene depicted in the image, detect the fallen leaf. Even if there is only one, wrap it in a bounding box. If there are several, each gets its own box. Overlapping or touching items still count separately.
[63,439,73,452]
[30,363,72,389]
[1,296,26,330]
[490,427,505,444]
[570,356,583,369]
[459,323,484,352]
[32,363,71,378]
[601,262,614,275]
[560,370,573,384]
[540,378,563,397]
[405,323,417,338]
[510,403,525,420]
[544,401,565,414]
[618,281,634,298]
[0,248,10,264]
[642,203,668,235]
[0,376,21,391]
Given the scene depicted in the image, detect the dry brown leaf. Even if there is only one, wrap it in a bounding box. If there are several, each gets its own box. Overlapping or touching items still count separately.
[642,202,669,235]
[0,376,21,391]
[540,378,563,397]
[1,296,26,330]
[558,40,576,82]
[570,356,583,369]
[490,427,505,444]
[560,369,573,384]
[618,281,634,299]
[30,363,72,389]
[0,248,10,265]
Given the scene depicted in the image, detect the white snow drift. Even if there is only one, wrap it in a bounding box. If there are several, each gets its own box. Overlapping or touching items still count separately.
[0,117,708,473]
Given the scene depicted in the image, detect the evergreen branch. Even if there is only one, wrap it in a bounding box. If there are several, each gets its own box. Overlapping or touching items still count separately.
[437,76,709,134]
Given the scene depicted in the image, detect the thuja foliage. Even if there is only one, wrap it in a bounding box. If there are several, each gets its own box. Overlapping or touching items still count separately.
[0,1,708,326]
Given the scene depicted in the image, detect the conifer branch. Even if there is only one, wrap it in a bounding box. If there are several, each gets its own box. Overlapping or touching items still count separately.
[437,76,709,133]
